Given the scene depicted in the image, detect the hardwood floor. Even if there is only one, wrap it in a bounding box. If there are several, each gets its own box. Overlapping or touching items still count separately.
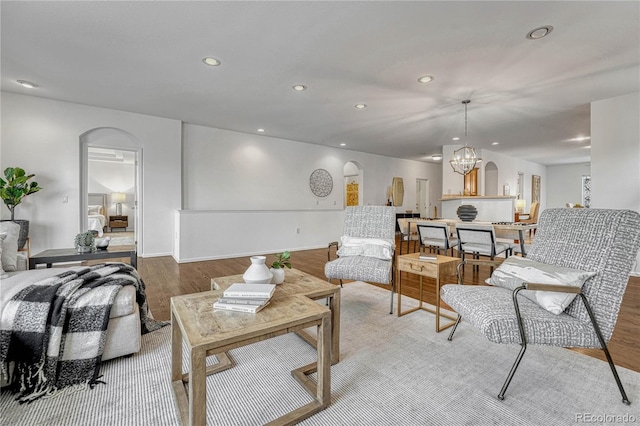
[136,245,640,373]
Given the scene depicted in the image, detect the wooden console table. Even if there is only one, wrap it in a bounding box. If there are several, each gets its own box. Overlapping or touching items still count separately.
[29,247,137,269]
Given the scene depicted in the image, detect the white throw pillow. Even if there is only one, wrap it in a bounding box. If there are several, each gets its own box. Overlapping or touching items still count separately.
[0,232,7,278]
[489,256,596,315]
[88,205,102,215]
[337,236,394,260]
[0,221,20,272]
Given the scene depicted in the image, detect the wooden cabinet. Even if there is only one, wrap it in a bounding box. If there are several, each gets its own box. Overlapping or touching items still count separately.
[463,168,478,196]
[109,215,128,231]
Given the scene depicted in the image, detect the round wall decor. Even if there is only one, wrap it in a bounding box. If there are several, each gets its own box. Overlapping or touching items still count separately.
[309,168,333,197]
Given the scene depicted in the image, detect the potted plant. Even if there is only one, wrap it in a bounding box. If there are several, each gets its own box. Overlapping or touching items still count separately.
[270,251,292,284]
[74,231,96,253]
[0,167,42,249]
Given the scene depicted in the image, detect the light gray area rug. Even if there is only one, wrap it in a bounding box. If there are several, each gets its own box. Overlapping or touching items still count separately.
[2,281,638,425]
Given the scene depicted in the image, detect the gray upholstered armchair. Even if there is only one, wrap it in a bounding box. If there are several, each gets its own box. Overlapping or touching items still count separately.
[441,208,640,404]
[325,206,396,313]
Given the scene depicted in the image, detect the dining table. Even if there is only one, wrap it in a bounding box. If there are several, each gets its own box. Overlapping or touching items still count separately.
[406,218,537,255]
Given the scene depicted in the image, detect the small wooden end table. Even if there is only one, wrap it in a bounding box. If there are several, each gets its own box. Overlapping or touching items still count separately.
[171,289,331,425]
[396,253,460,332]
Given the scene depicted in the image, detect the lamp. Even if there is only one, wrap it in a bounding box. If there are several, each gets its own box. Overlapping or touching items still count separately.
[450,100,481,175]
[515,199,526,213]
[111,192,126,215]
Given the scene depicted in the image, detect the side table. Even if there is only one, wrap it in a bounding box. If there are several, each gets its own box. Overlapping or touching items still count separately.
[396,253,460,332]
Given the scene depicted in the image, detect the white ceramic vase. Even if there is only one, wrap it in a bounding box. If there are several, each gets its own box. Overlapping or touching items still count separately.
[270,267,285,285]
[243,256,273,284]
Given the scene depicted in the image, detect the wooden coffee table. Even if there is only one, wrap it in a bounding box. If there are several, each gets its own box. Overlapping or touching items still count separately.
[396,253,460,332]
[171,268,340,425]
[211,268,341,364]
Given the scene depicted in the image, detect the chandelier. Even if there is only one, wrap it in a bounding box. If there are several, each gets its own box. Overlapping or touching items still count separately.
[449,99,480,175]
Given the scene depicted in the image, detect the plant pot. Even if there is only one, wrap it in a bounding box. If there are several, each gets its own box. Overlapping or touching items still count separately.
[456,204,478,222]
[270,267,285,285]
[76,245,93,253]
[242,256,273,284]
[1,219,29,249]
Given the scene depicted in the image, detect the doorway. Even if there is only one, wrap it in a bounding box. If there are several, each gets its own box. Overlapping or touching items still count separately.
[80,128,142,253]
[416,179,431,218]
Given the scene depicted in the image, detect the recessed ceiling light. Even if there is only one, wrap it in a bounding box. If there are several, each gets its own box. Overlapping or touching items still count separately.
[339,143,346,147]
[432,154,443,161]
[202,57,221,66]
[257,128,265,132]
[452,137,460,141]
[418,75,434,84]
[292,84,307,91]
[355,104,367,109]
[17,80,38,88]
[491,142,500,146]
[573,136,591,142]
[526,25,553,40]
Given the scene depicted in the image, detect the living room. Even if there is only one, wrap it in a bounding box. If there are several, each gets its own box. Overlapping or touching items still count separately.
[1,1,639,424]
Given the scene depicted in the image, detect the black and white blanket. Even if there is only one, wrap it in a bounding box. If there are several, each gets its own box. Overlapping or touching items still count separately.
[0,263,165,403]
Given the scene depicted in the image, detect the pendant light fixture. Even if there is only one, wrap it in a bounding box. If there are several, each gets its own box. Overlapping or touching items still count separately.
[449,99,480,175]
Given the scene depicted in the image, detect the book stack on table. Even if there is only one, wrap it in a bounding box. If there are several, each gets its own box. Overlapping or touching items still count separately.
[213,283,276,313]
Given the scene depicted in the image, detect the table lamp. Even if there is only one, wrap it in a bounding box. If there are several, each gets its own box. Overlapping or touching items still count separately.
[514,199,526,213]
[112,192,126,215]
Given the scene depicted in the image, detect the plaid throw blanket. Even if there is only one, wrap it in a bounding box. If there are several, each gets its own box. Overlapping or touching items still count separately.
[0,263,165,403]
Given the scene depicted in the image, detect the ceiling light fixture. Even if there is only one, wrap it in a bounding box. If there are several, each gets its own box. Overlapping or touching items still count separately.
[526,25,553,40]
[491,141,500,146]
[452,137,460,141]
[17,80,38,88]
[257,128,265,133]
[292,84,307,91]
[202,57,221,66]
[449,100,481,176]
[432,154,443,161]
[355,104,367,109]
[339,143,346,147]
[418,75,434,84]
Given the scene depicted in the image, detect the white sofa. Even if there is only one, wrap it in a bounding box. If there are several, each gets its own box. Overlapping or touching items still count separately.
[1,221,141,387]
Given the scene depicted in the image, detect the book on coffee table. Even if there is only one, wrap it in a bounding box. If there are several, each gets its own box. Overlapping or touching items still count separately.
[213,300,271,313]
[419,254,438,261]
[223,283,276,299]
[216,297,270,306]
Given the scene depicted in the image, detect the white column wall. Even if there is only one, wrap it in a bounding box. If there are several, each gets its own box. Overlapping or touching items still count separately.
[591,92,640,274]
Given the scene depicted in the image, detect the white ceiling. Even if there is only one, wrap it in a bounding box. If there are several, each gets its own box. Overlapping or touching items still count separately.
[2,1,638,166]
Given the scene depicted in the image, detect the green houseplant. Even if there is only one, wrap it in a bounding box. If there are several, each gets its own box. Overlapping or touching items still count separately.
[0,167,42,249]
[270,251,291,285]
[74,230,96,253]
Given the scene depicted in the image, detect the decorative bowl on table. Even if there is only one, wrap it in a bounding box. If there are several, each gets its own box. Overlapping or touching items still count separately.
[95,237,111,250]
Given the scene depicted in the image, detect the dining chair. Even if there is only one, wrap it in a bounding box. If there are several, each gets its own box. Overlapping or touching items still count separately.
[442,208,640,403]
[456,223,511,263]
[325,205,396,313]
[397,218,420,254]
[519,202,540,237]
[417,222,459,257]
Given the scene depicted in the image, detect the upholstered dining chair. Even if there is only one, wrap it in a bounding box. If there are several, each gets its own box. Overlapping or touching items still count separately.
[325,205,396,313]
[397,218,420,254]
[441,208,640,403]
[455,223,511,262]
[417,222,459,257]
[519,202,540,237]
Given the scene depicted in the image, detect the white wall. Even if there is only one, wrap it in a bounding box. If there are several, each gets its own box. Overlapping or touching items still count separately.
[178,124,442,262]
[591,92,640,274]
[546,163,591,208]
[1,92,181,256]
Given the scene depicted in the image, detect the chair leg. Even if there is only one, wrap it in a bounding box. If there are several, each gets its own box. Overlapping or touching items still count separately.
[389,278,395,315]
[498,343,527,400]
[447,315,462,341]
[578,294,631,405]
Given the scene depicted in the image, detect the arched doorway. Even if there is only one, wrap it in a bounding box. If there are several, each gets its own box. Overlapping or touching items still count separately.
[80,127,142,252]
[484,161,499,196]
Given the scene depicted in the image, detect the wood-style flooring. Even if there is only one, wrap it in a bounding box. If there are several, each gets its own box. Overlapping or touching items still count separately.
[133,243,640,374]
